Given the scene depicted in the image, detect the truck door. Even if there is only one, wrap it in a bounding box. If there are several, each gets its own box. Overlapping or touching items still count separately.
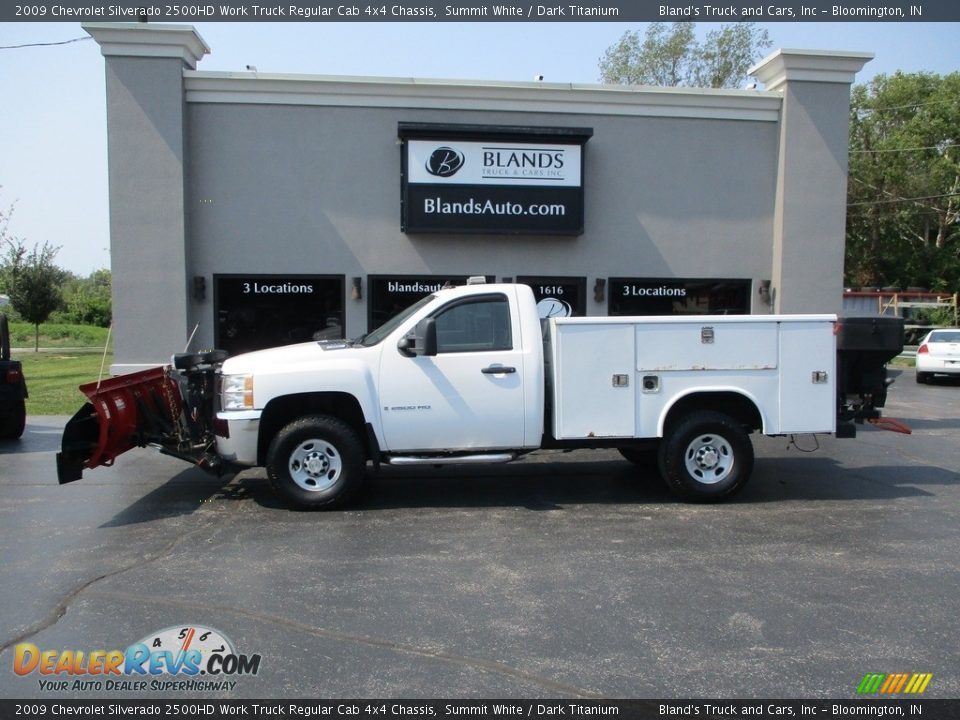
[378,293,526,452]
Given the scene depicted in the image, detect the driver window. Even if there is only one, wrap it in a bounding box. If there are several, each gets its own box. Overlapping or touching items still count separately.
[435,296,512,354]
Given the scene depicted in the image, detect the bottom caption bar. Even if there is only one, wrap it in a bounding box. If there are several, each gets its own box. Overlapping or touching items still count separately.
[1,700,958,720]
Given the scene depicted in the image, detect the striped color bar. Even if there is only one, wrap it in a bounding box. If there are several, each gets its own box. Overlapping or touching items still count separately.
[857,673,933,694]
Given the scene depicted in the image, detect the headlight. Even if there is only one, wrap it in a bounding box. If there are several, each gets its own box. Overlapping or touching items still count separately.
[221,374,254,410]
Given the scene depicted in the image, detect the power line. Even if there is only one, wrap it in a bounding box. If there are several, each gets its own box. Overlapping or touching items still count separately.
[848,191,960,207]
[849,176,959,213]
[851,144,958,154]
[855,98,958,113]
[0,36,91,51]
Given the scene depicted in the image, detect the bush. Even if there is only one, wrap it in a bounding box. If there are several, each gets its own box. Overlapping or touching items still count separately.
[61,269,112,327]
[914,305,958,328]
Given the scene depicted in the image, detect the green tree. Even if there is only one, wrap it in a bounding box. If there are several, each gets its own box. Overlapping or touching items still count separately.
[0,195,23,300]
[62,268,112,327]
[846,72,960,291]
[5,239,66,351]
[599,22,771,89]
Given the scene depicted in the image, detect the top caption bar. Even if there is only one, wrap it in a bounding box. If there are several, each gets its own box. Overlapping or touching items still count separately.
[4,0,957,21]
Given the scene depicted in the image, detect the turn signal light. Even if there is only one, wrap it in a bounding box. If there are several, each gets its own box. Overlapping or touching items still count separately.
[917,344,929,354]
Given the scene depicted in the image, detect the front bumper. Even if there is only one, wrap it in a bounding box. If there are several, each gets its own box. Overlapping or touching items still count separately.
[215,410,262,466]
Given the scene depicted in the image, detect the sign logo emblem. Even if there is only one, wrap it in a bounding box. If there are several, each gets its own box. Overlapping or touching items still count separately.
[425,147,465,177]
[537,297,573,319]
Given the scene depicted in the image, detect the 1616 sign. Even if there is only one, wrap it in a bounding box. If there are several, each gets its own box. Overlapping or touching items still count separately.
[400,125,592,236]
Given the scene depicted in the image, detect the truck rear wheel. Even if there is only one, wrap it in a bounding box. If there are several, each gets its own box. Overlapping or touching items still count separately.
[658,411,753,502]
[266,415,366,510]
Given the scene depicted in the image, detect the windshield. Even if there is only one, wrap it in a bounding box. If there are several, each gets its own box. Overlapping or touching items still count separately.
[358,294,436,347]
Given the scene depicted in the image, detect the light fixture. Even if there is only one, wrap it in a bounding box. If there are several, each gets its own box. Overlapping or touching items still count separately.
[193,276,206,302]
[758,279,772,306]
[593,278,606,303]
[351,277,362,301]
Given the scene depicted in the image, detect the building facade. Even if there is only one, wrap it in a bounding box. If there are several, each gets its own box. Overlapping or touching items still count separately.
[83,23,872,373]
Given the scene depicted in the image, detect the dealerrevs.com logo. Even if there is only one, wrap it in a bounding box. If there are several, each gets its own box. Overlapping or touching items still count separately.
[13,625,261,692]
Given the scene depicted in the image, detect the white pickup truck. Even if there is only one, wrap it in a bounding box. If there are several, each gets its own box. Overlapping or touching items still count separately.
[57,280,904,508]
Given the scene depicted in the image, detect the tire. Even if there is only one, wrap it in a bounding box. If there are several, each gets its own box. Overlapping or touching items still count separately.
[0,398,26,440]
[266,415,366,510]
[916,371,929,384]
[658,411,754,502]
[173,350,228,371]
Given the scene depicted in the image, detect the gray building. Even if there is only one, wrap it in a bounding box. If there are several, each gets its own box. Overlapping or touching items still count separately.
[83,23,872,374]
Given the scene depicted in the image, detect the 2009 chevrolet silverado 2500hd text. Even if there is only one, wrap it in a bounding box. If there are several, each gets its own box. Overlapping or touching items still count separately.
[57,281,905,508]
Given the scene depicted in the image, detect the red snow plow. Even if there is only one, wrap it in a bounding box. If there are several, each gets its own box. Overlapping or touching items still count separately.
[56,351,227,484]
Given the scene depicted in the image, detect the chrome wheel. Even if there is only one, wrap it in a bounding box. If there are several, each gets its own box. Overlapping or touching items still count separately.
[683,433,733,484]
[267,415,367,510]
[659,411,753,502]
[288,439,343,492]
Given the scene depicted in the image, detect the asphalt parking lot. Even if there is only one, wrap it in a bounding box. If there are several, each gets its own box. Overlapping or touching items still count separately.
[1,368,958,700]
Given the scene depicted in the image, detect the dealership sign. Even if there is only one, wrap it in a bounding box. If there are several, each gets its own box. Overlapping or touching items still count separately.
[400,124,592,235]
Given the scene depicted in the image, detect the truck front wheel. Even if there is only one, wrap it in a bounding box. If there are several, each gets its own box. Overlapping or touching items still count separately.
[658,411,753,502]
[266,415,366,510]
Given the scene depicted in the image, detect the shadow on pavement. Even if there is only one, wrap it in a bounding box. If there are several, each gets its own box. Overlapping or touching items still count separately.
[211,454,960,513]
[0,419,67,455]
[99,467,235,528]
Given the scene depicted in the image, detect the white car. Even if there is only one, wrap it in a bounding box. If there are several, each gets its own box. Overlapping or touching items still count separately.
[916,328,960,383]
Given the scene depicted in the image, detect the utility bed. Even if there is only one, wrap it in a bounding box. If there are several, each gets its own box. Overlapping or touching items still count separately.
[548,315,837,441]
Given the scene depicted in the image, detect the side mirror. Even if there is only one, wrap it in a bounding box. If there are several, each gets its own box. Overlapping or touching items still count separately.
[398,318,438,357]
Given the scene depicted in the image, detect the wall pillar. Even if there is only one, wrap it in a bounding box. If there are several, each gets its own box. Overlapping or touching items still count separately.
[84,23,209,373]
[750,50,872,314]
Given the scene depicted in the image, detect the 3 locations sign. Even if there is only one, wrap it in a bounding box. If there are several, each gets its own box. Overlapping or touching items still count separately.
[609,278,751,316]
[400,123,592,235]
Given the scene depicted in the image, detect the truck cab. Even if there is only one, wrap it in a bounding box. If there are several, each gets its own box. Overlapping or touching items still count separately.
[217,282,544,461]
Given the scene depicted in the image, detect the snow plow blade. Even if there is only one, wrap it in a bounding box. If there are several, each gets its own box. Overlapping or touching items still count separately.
[56,367,183,484]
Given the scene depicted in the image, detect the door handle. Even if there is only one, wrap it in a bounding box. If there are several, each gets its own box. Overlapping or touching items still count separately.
[482,365,516,374]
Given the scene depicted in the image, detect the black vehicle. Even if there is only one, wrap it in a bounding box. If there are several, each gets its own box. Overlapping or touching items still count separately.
[0,313,27,439]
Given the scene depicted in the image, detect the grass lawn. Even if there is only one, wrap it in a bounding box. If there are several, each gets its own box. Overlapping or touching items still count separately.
[19,349,113,416]
[9,321,111,349]
[3,321,114,414]
[889,356,916,369]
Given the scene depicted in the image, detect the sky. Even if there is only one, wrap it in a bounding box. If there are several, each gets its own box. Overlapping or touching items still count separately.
[0,21,958,274]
